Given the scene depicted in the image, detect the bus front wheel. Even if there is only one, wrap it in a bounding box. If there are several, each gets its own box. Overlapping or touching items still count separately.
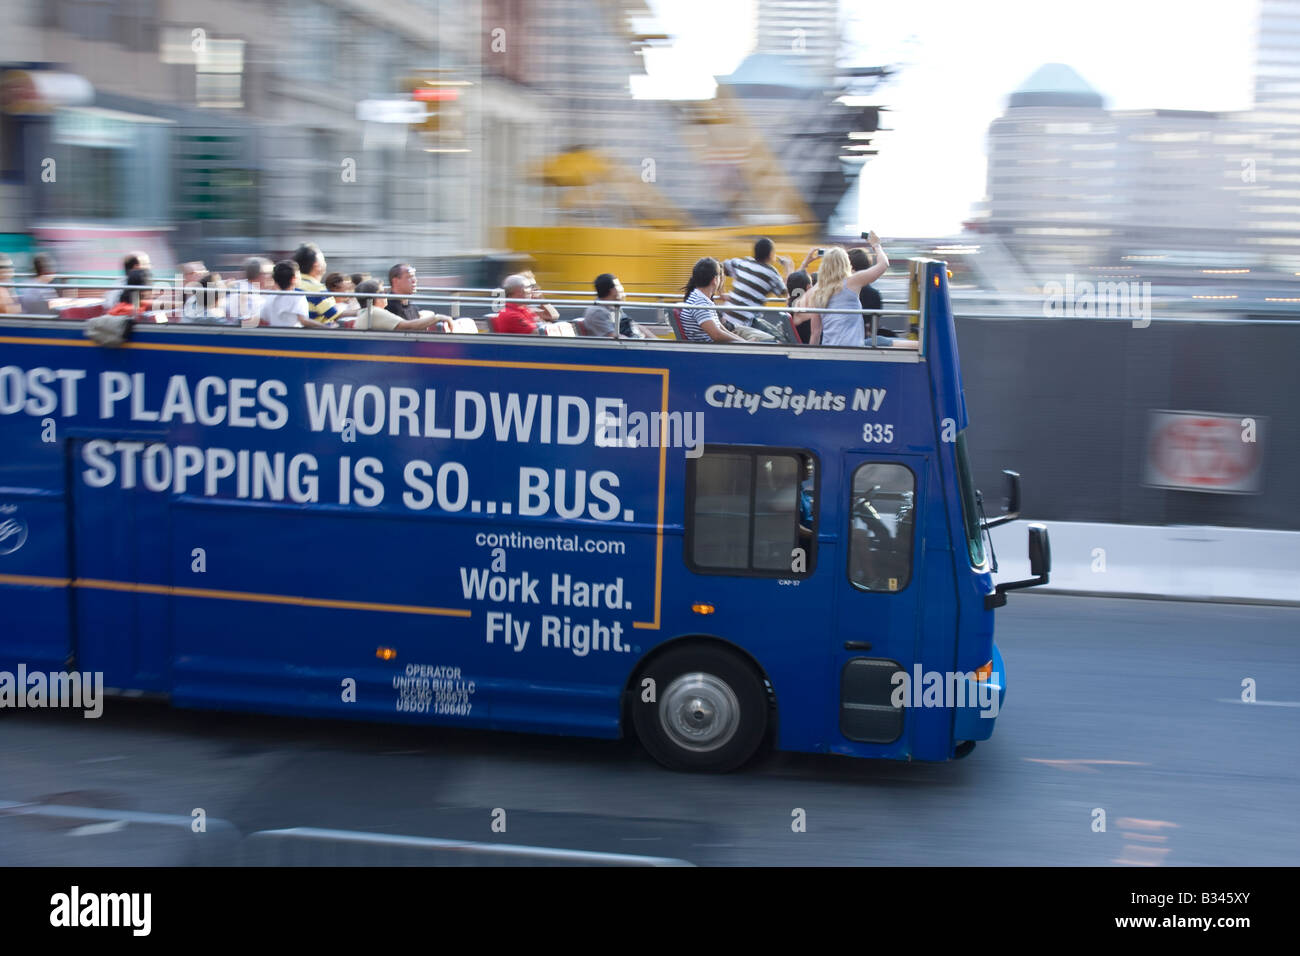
[632,646,768,772]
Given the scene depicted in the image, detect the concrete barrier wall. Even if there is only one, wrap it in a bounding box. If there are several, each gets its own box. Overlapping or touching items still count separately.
[989,520,1300,605]
[955,316,1300,530]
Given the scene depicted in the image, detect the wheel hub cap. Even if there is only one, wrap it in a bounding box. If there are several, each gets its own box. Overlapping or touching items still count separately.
[660,672,740,753]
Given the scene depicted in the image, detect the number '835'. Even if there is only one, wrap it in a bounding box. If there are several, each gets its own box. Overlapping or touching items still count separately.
[862,423,894,443]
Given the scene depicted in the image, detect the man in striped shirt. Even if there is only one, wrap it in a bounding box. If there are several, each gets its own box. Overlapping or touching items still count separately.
[722,237,792,330]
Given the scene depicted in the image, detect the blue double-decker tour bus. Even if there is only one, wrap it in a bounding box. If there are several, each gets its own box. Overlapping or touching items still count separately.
[0,259,1049,771]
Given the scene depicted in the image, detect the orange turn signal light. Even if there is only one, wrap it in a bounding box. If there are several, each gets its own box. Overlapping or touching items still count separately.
[376,647,397,661]
[691,603,715,615]
[974,660,993,681]
[933,275,940,287]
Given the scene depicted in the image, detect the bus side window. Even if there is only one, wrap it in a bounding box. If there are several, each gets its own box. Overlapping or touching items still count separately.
[848,463,915,592]
[692,453,753,569]
[688,448,816,576]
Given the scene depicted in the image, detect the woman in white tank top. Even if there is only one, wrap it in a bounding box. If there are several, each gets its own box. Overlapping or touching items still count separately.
[800,235,890,347]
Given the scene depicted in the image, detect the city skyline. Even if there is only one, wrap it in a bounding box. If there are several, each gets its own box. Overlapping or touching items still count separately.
[634,0,1260,235]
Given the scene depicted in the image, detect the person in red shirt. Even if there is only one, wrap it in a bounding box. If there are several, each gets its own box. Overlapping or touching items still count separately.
[492,274,542,334]
[105,267,155,318]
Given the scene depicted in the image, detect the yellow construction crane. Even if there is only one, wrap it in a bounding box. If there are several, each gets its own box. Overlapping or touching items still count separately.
[509,135,817,293]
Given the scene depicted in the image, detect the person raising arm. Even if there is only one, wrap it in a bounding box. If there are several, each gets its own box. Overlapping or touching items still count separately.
[844,231,889,291]
[798,246,823,273]
[803,235,891,347]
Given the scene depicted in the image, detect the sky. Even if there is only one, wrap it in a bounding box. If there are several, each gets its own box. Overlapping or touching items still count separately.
[631,0,1261,236]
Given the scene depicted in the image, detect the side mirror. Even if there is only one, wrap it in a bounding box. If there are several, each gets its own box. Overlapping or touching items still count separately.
[984,523,1051,609]
[1028,522,1050,577]
[983,469,1021,529]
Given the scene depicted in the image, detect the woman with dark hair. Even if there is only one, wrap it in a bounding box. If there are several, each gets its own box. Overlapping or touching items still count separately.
[182,272,230,324]
[786,269,813,344]
[678,258,745,344]
[106,267,155,317]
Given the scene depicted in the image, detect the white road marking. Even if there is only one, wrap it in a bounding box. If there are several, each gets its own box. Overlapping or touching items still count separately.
[248,827,693,866]
[0,800,236,831]
[1216,698,1300,708]
[68,820,127,837]
[1024,759,1148,773]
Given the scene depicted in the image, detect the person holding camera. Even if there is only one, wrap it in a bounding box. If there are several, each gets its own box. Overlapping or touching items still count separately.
[797,232,890,347]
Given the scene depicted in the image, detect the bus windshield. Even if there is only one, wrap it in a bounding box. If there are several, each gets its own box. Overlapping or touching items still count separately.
[955,431,987,568]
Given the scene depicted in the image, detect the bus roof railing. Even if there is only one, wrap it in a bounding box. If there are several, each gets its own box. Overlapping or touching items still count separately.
[8,274,902,302]
[3,273,914,305]
[0,281,921,316]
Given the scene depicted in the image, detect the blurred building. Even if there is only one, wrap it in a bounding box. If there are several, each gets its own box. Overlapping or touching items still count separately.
[0,0,548,277]
[479,0,686,232]
[754,0,841,77]
[690,54,886,230]
[1243,0,1300,264]
[0,0,884,288]
[977,64,1117,271]
[976,28,1300,283]
[975,64,1269,278]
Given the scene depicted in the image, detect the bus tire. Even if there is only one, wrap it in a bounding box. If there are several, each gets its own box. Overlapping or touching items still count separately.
[632,645,768,773]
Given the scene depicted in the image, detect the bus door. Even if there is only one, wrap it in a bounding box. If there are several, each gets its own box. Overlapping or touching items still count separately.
[832,453,926,755]
[69,438,172,693]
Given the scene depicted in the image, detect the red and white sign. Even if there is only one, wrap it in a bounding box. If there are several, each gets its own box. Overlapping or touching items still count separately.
[1145,410,1263,494]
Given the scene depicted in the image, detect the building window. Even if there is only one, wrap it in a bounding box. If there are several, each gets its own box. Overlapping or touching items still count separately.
[314,130,335,217]
[114,0,159,52]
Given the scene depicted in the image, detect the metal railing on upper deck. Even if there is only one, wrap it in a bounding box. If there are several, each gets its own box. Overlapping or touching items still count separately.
[0,278,923,350]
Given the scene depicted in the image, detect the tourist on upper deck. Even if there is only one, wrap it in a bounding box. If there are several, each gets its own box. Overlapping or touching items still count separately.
[847,246,900,340]
[256,260,309,328]
[149,260,204,314]
[785,270,813,344]
[580,273,647,339]
[105,251,152,307]
[521,270,560,324]
[801,234,890,347]
[18,253,58,316]
[577,305,616,337]
[0,255,20,315]
[325,272,359,317]
[721,237,788,340]
[678,258,746,344]
[386,263,451,327]
[292,243,341,329]
[183,272,229,323]
[226,257,272,324]
[353,279,453,332]
[493,274,543,334]
[170,261,207,312]
[105,267,155,317]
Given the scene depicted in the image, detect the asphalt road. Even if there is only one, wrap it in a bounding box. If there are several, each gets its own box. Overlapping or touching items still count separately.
[1,594,1297,866]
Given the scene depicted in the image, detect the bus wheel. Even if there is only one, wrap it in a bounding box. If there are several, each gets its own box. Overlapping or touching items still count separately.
[633,646,768,772]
